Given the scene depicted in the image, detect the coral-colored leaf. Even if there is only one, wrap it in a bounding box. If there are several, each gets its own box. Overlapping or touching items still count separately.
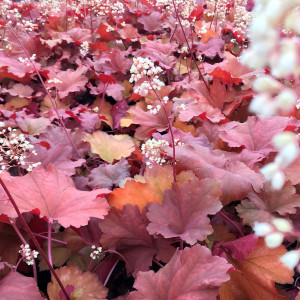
[0,165,110,228]
[220,238,294,300]
[46,66,88,98]
[0,271,43,300]
[107,165,173,211]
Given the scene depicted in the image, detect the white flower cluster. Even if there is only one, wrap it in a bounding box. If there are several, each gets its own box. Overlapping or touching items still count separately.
[241,0,300,76]
[141,139,170,167]
[233,2,253,36]
[156,0,196,25]
[206,0,252,37]
[19,244,39,266]
[91,0,125,17]
[147,104,162,115]
[18,54,37,67]
[250,75,298,117]
[129,57,165,97]
[0,126,41,173]
[241,0,300,190]
[254,218,292,248]
[254,219,300,270]
[47,78,63,85]
[90,245,103,260]
[80,41,90,56]
[260,132,299,190]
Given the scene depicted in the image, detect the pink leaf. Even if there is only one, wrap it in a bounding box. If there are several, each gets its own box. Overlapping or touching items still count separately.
[0,56,40,78]
[138,11,163,32]
[27,135,85,176]
[196,37,225,59]
[219,116,299,157]
[133,41,177,70]
[147,179,222,245]
[47,66,88,98]
[99,48,132,75]
[167,143,264,205]
[0,271,43,300]
[0,165,110,228]
[129,244,231,300]
[130,103,174,140]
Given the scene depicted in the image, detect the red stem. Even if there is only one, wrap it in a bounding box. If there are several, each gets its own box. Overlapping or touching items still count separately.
[86,258,94,272]
[33,233,67,245]
[48,222,53,267]
[152,258,164,268]
[146,78,177,182]
[0,178,70,300]
[218,211,244,237]
[103,259,119,286]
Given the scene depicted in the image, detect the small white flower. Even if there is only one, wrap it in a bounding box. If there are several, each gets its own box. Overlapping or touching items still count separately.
[252,75,281,93]
[280,250,300,269]
[272,218,292,233]
[265,232,284,248]
[253,222,273,236]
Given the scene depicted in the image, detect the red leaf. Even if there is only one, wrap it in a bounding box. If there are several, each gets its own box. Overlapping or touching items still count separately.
[90,42,110,53]
[129,244,231,299]
[100,205,175,275]
[99,115,109,121]
[0,214,10,224]
[38,141,51,150]
[98,73,117,84]
[209,67,242,86]
[96,25,115,42]
[129,93,142,101]
[189,6,204,20]
[147,179,222,245]
[220,234,258,261]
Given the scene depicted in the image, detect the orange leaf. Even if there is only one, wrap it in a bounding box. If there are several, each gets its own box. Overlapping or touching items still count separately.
[199,29,218,43]
[107,165,174,210]
[220,238,294,300]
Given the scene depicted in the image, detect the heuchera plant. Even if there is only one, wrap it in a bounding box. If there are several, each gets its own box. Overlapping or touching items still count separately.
[0,0,299,299]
